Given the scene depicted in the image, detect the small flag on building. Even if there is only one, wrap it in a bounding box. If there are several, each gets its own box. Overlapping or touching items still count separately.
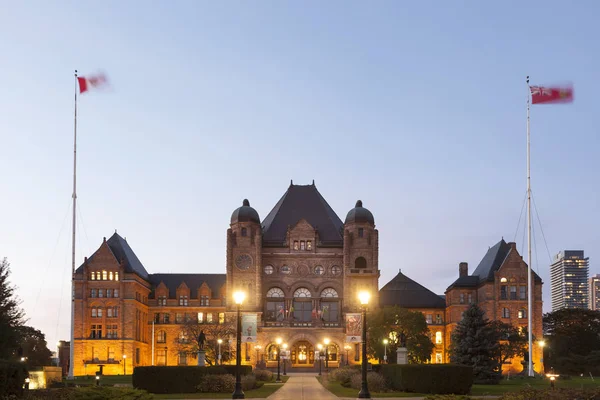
[77,74,108,94]
[530,85,573,104]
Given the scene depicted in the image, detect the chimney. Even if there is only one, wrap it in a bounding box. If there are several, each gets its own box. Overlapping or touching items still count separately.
[508,241,517,250]
[459,262,468,277]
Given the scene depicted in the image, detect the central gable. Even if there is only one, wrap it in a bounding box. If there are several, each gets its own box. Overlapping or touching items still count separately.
[261,182,344,246]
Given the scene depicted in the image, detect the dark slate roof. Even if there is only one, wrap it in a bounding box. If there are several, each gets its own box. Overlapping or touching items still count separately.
[447,239,542,290]
[261,182,344,246]
[148,274,226,299]
[230,199,261,224]
[379,270,446,309]
[75,233,149,279]
[345,200,375,225]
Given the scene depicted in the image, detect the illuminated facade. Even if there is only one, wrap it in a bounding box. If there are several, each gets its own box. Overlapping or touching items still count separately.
[550,250,589,310]
[589,274,600,311]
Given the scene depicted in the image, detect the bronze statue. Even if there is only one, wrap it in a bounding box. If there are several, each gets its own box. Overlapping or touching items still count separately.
[399,331,407,348]
[198,330,206,350]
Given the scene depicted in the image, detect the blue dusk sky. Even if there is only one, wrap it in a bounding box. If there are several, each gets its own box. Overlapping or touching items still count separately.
[1,1,598,348]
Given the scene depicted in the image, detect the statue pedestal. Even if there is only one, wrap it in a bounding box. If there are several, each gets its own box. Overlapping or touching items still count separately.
[396,347,408,365]
[197,351,206,366]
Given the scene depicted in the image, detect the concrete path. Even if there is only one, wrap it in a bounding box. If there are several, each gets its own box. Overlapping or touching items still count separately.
[266,374,338,400]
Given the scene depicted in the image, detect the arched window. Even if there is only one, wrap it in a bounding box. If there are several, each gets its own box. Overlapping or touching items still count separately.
[266,287,285,298]
[293,288,311,298]
[157,331,166,343]
[355,257,367,269]
[91,308,97,318]
[502,308,510,318]
[267,344,279,361]
[265,288,285,322]
[518,308,527,319]
[321,288,338,298]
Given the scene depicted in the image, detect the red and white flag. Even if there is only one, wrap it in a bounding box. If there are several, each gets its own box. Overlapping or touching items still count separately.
[530,85,573,104]
[77,74,108,94]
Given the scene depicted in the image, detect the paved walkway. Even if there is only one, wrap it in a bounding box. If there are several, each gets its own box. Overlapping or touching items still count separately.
[266,374,338,400]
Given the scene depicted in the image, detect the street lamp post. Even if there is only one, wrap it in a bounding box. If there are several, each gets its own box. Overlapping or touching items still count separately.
[122,355,127,375]
[275,338,282,383]
[282,344,288,375]
[383,339,389,364]
[254,345,261,367]
[344,345,351,366]
[317,344,323,376]
[217,339,223,365]
[232,291,246,399]
[358,291,371,399]
[323,338,330,372]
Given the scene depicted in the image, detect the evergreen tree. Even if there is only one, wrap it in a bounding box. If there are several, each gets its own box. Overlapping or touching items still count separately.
[16,326,52,368]
[449,304,501,384]
[0,257,25,360]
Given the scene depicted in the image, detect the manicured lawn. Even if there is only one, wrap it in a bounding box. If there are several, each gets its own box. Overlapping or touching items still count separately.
[154,376,289,399]
[471,376,600,396]
[320,375,600,398]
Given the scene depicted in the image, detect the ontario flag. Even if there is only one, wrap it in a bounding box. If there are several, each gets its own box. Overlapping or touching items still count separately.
[530,85,573,104]
[77,74,108,94]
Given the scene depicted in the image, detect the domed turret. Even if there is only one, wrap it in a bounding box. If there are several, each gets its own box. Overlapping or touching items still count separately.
[344,200,374,225]
[230,199,260,224]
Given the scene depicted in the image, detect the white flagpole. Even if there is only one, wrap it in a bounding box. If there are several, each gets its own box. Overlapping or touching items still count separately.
[68,70,78,379]
[526,76,533,377]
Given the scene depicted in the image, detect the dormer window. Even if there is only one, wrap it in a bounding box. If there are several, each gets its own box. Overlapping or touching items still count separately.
[109,271,114,281]
[293,241,299,250]
[102,270,108,281]
[307,241,312,250]
[90,272,96,280]
[358,228,364,238]
[115,272,119,281]
[179,296,188,306]
[241,228,247,237]
[300,241,305,250]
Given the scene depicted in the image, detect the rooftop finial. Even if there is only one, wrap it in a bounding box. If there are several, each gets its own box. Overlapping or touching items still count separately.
[115,229,117,233]
[312,179,315,185]
[242,199,250,207]
[290,179,293,186]
[356,200,363,208]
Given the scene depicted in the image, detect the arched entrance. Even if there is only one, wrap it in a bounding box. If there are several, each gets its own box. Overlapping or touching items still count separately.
[290,340,314,367]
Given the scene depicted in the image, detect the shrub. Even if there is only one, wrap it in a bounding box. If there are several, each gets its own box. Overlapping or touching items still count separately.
[133,365,229,393]
[350,372,387,393]
[381,364,473,395]
[197,374,235,393]
[221,365,253,376]
[241,374,257,390]
[328,366,360,387]
[22,386,154,399]
[254,369,273,381]
[498,387,600,400]
[0,360,28,398]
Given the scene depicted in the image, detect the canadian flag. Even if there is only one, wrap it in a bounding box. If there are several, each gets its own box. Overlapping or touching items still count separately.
[77,74,108,94]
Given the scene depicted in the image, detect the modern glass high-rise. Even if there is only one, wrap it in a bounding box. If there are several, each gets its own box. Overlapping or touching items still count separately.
[550,250,589,311]
[590,274,600,311]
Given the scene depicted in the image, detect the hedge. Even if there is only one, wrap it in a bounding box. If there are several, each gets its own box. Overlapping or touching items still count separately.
[381,364,473,395]
[24,387,154,399]
[0,360,28,398]
[132,365,252,394]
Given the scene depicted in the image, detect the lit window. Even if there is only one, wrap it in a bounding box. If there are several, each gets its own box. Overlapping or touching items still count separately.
[293,287,311,298]
[300,241,305,250]
[267,287,285,298]
[97,307,103,318]
[207,313,213,323]
[176,313,183,324]
[500,277,507,283]
[331,265,342,276]
[320,288,338,298]
[91,308,97,318]
[107,308,113,318]
[198,312,204,323]
[435,352,442,363]
[426,314,433,324]
[264,265,274,275]
[358,228,364,238]
[109,271,114,281]
[115,272,119,281]
[102,270,107,280]
[157,331,166,343]
[435,332,442,344]
[293,241,299,250]
[307,241,312,250]
[90,272,96,281]
[219,313,225,324]
[315,266,325,275]
[179,296,188,306]
[502,308,510,318]
[518,309,527,319]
